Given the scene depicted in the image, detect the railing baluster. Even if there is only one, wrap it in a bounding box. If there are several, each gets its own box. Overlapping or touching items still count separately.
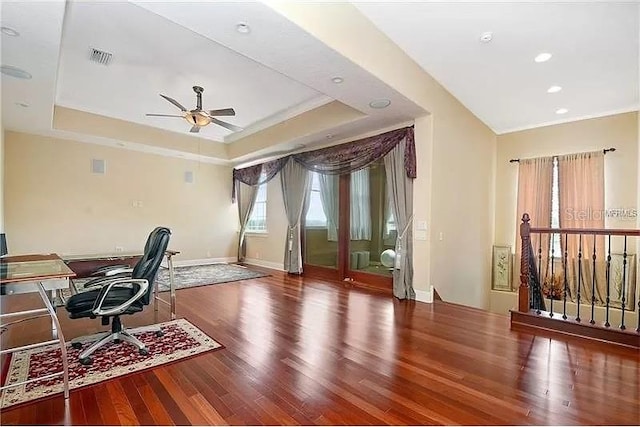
[576,234,582,323]
[590,235,597,324]
[537,236,542,315]
[550,232,555,318]
[620,236,627,330]
[605,234,611,328]
[563,233,568,320]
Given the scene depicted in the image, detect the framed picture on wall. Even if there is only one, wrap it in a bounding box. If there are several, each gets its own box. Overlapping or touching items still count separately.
[492,245,512,291]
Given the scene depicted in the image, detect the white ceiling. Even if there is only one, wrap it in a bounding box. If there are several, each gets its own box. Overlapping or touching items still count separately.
[56,1,324,142]
[1,1,65,134]
[355,1,639,134]
[2,1,637,161]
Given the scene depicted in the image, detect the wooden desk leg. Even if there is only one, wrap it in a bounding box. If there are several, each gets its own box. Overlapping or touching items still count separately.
[37,283,69,400]
[167,255,176,320]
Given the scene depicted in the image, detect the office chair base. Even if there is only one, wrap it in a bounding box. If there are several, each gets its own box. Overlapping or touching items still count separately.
[76,329,148,362]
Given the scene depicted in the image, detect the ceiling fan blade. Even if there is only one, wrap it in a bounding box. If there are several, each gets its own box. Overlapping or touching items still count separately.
[146,113,184,118]
[209,117,243,132]
[160,94,187,112]
[208,108,236,117]
[189,125,200,133]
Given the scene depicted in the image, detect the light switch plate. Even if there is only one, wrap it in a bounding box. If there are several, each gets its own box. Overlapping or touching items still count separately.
[415,230,427,241]
[416,220,427,231]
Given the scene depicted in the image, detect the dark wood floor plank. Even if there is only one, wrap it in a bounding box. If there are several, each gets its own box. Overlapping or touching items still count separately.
[1,269,638,425]
[105,380,140,426]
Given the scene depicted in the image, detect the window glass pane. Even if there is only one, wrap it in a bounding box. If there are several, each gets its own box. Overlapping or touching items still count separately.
[306,172,327,227]
[550,157,561,257]
[247,179,268,232]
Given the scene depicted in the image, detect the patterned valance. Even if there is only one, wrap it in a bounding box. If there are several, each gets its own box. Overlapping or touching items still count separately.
[232,126,416,200]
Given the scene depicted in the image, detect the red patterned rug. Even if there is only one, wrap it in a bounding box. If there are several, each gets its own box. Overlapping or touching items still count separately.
[0,318,222,409]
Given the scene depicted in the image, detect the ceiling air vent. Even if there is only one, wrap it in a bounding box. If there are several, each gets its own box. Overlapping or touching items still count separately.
[89,48,113,66]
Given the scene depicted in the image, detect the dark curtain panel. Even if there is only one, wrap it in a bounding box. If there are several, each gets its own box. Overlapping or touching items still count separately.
[231,126,416,197]
[232,157,290,201]
[293,127,415,177]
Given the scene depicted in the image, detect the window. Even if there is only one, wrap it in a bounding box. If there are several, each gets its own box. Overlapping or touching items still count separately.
[550,157,561,257]
[247,181,267,233]
[306,172,327,227]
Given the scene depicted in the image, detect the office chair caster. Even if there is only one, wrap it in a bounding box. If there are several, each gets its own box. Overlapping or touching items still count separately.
[79,357,92,366]
[71,342,83,350]
[139,348,149,356]
[155,330,164,337]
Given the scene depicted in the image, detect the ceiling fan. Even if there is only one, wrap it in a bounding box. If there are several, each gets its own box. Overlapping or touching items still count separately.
[146,86,242,134]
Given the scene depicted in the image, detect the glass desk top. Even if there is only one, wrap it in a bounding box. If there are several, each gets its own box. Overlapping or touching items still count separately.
[0,254,76,284]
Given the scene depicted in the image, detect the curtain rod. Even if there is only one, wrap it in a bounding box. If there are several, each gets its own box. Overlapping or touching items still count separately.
[509,147,616,163]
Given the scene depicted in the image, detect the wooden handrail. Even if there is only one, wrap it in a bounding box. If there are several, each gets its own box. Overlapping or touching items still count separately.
[530,227,640,237]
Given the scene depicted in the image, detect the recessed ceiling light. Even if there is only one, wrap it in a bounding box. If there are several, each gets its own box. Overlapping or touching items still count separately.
[547,85,562,94]
[236,23,251,34]
[534,53,552,63]
[116,142,125,147]
[479,32,493,43]
[15,102,29,108]
[369,99,391,109]
[1,26,19,37]
[556,108,568,115]
[326,134,334,139]
[1,65,32,79]
[331,76,344,84]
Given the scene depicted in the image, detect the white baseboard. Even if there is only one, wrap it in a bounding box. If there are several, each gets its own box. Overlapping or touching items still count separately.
[161,257,237,268]
[243,258,285,271]
[415,286,434,304]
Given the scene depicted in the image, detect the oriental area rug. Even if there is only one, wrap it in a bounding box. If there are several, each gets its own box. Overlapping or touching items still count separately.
[154,263,268,292]
[0,318,222,409]
[69,263,268,295]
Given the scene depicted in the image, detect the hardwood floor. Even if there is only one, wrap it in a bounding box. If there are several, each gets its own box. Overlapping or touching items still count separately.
[1,269,639,425]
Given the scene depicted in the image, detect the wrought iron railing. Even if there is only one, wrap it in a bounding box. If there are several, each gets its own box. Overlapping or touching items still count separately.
[518,213,640,333]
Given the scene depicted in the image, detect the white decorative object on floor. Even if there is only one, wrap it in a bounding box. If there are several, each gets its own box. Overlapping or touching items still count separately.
[381,249,396,268]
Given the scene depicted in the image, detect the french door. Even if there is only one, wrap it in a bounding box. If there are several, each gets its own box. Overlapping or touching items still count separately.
[302,160,395,290]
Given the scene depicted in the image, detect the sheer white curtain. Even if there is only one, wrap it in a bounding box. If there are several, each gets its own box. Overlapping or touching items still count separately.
[350,168,371,240]
[318,173,339,241]
[280,159,311,274]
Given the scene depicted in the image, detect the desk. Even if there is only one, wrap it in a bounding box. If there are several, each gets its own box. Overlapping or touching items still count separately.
[62,250,180,321]
[0,254,75,400]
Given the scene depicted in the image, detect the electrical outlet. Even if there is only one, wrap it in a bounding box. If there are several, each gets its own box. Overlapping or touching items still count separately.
[115,246,124,252]
[256,252,261,259]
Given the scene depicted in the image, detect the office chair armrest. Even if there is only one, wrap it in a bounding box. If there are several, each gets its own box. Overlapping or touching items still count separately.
[83,273,132,289]
[91,278,149,317]
[91,264,133,277]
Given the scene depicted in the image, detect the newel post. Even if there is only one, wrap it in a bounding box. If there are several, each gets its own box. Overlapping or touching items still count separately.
[518,213,531,313]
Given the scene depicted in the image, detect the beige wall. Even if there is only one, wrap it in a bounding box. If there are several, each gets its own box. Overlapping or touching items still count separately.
[491,112,639,315]
[4,131,238,260]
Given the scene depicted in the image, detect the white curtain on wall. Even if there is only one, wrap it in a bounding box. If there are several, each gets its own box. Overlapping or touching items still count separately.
[384,139,415,300]
[235,180,259,262]
[280,160,311,274]
[319,173,339,242]
[350,168,371,241]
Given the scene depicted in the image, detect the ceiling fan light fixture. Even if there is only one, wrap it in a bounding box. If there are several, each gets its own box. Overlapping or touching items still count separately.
[185,111,211,127]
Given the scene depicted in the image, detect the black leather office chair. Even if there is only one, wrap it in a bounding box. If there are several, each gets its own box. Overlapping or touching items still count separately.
[66,227,171,365]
